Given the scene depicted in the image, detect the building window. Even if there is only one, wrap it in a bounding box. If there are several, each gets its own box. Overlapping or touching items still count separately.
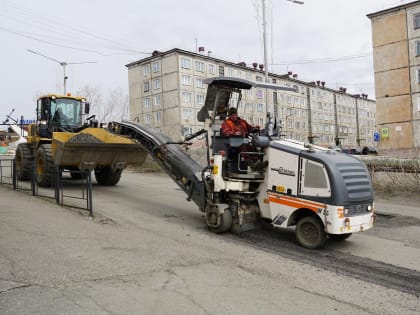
[143,65,150,76]
[417,95,420,111]
[180,57,192,69]
[182,127,193,137]
[195,61,205,72]
[208,64,215,74]
[154,95,161,106]
[181,75,192,85]
[183,108,193,120]
[246,102,253,112]
[153,78,160,90]
[143,97,150,109]
[152,62,160,73]
[257,103,264,112]
[415,14,420,29]
[144,81,150,92]
[256,76,263,82]
[287,96,291,104]
[144,113,151,124]
[155,111,161,122]
[256,89,263,99]
[273,92,278,105]
[219,65,224,76]
[195,77,204,88]
[182,92,192,103]
[196,94,205,104]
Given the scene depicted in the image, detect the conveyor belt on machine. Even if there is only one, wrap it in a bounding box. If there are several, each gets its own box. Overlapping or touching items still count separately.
[109,120,206,211]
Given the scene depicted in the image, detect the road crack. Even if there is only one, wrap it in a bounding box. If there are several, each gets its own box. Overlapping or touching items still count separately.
[0,283,32,295]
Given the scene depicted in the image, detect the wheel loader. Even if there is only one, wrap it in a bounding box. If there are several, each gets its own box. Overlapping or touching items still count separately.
[15,93,146,187]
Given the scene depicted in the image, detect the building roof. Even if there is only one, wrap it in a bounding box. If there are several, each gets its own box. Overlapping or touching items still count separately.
[125,48,290,77]
[126,48,374,101]
[367,0,420,19]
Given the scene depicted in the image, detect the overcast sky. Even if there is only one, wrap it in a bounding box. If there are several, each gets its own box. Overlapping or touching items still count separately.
[0,0,409,121]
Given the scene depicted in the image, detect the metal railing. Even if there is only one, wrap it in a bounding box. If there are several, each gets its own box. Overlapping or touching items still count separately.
[0,157,93,216]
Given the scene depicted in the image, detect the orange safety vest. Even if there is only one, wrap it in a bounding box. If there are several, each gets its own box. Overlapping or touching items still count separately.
[222,117,249,137]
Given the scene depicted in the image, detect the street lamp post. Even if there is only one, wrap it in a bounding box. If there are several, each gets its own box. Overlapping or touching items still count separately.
[27,49,96,94]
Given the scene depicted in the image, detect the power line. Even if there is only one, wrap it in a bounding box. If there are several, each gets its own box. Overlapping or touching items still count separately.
[1,0,151,56]
[271,53,371,65]
[27,49,96,94]
[0,26,149,56]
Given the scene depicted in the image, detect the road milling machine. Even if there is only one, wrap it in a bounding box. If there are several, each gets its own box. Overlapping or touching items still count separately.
[109,77,375,249]
[15,94,147,187]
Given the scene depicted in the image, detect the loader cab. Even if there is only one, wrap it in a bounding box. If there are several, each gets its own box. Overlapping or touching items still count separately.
[36,94,89,136]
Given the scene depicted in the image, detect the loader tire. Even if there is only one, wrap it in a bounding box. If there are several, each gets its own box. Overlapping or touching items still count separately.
[295,216,326,249]
[94,166,122,186]
[36,144,54,187]
[15,143,33,181]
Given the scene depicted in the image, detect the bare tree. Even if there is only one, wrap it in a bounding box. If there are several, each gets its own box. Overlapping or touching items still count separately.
[106,87,129,122]
[76,85,104,120]
[76,85,129,123]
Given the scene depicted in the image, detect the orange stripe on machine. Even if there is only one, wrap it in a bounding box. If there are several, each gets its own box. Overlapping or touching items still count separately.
[268,192,326,213]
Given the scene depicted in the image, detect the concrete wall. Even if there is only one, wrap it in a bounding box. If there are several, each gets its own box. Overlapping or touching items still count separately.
[371,10,407,47]
[370,6,418,157]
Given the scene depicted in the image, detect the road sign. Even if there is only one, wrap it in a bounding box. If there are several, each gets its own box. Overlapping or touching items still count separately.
[374,132,380,142]
[380,128,389,138]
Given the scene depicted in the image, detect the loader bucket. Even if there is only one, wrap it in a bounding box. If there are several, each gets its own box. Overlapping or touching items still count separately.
[51,128,147,170]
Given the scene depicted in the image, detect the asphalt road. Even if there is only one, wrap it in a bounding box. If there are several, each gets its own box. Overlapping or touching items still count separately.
[1,169,419,314]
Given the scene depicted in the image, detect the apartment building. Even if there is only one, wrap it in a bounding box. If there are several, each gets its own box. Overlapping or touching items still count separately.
[368,1,420,158]
[126,48,376,149]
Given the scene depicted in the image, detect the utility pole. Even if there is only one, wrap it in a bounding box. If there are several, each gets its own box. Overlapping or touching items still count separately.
[261,0,304,117]
[261,0,304,80]
[27,49,96,94]
[262,0,269,84]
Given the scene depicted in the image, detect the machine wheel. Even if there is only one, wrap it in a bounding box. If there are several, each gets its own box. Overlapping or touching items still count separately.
[328,233,352,241]
[94,166,122,186]
[295,216,326,249]
[15,143,33,181]
[207,207,233,234]
[36,144,54,187]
